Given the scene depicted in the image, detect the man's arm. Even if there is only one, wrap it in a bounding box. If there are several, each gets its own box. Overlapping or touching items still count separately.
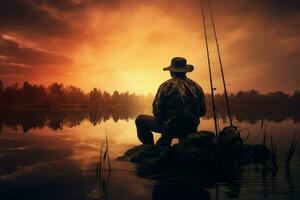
[197,86,207,117]
[152,84,165,121]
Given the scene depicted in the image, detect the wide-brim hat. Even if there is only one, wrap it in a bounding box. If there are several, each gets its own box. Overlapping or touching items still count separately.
[163,57,194,72]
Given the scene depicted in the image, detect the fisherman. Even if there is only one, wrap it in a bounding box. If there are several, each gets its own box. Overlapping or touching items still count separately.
[135,57,206,146]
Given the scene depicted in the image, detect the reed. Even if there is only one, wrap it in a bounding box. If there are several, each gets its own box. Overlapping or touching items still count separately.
[96,129,112,200]
[284,131,298,168]
[99,142,104,174]
[260,118,265,130]
[269,132,278,171]
[105,129,112,171]
[261,119,267,146]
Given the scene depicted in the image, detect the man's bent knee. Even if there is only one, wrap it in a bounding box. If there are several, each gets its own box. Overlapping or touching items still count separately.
[135,114,146,126]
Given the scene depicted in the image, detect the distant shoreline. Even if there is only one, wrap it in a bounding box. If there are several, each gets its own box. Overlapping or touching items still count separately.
[0,104,299,111]
[0,104,146,111]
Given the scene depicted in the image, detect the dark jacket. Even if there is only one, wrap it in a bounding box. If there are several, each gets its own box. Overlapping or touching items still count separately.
[152,77,206,129]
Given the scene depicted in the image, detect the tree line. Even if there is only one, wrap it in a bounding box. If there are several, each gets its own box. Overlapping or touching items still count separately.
[0,80,299,108]
[209,89,300,108]
[0,80,152,108]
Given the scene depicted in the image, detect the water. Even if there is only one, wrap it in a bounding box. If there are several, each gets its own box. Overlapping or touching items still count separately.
[0,108,299,200]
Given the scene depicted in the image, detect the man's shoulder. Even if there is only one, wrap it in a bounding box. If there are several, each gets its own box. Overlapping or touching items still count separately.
[186,78,199,86]
[187,78,204,92]
[159,78,174,88]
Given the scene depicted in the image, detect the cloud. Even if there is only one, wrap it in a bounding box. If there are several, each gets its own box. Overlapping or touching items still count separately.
[0,0,299,93]
[0,36,72,67]
[0,1,75,38]
[0,35,72,85]
[0,62,31,75]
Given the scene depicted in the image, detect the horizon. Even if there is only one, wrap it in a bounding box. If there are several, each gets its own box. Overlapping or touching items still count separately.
[1,79,299,96]
[0,0,299,94]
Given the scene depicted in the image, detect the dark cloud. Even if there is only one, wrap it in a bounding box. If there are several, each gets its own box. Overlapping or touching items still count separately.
[0,0,75,37]
[0,62,30,75]
[0,36,72,68]
[27,0,124,12]
[264,0,300,16]
[36,0,80,12]
[213,0,300,16]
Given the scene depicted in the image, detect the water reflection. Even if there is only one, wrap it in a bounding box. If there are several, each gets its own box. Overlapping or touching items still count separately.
[207,108,300,124]
[135,164,216,200]
[132,164,300,200]
[0,108,144,133]
[152,180,211,200]
[0,107,299,199]
[1,107,299,132]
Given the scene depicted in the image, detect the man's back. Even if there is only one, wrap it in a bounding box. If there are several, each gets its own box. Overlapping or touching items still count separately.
[135,57,206,146]
[153,76,206,126]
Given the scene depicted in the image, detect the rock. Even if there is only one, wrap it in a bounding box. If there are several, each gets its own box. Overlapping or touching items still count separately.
[182,131,216,149]
[117,145,165,163]
[218,126,244,154]
[118,127,271,174]
[117,131,218,169]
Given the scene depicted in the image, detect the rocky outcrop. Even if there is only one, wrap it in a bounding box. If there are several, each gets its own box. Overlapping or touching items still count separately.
[118,126,271,173]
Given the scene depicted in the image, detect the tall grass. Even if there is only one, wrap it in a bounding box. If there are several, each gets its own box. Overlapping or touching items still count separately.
[95,129,112,199]
[260,119,270,169]
[96,142,104,176]
[260,120,279,171]
[96,129,112,173]
[261,119,267,146]
[261,127,299,171]
[269,132,279,171]
[284,131,298,168]
[104,129,112,171]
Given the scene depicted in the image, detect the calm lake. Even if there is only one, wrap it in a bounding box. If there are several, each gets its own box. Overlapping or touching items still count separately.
[0,107,299,200]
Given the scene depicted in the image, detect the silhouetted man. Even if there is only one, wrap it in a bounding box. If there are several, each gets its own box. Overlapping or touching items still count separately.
[135,57,206,146]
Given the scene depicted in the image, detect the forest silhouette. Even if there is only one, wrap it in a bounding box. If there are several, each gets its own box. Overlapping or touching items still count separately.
[0,80,299,108]
[0,80,151,108]
[0,80,299,133]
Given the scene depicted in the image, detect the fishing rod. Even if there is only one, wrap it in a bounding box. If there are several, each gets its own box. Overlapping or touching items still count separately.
[200,0,219,136]
[207,0,233,126]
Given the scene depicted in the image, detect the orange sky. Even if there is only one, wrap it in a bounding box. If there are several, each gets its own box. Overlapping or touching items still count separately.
[0,0,299,94]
